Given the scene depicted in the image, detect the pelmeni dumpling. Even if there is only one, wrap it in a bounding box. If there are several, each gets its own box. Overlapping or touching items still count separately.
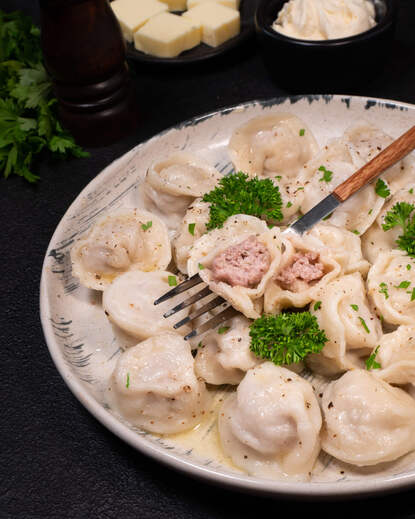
[321,369,415,466]
[137,152,221,234]
[228,113,318,180]
[70,208,171,290]
[194,315,261,385]
[307,273,382,376]
[172,198,210,274]
[367,250,415,326]
[307,223,370,277]
[219,363,322,480]
[110,332,210,434]
[103,270,190,340]
[299,121,397,234]
[188,215,284,319]
[362,184,415,264]
[264,231,341,314]
[374,326,415,386]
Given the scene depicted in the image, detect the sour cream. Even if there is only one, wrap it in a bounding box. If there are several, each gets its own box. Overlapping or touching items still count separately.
[272,0,377,40]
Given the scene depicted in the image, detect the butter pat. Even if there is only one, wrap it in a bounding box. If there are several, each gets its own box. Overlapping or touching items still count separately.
[134,12,201,57]
[187,0,240,10]
[111,0,168,42]
[159,0,187,10]
[183,3,240,47]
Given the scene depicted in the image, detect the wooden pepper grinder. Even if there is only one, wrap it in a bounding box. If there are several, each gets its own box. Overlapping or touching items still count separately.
[39,0,138,147]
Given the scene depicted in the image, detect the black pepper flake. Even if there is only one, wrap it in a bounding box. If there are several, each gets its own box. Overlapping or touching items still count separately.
[328,401,334,409]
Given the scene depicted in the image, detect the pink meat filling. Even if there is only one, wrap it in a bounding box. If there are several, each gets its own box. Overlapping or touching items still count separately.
[275,251,324,291]
[211,235,271,288]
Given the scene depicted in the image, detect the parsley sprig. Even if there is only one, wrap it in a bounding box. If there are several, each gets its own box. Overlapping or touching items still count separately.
[0,10,88,182]
[202,172,283,230]
[249,312,328,365]
[382,202,415,257]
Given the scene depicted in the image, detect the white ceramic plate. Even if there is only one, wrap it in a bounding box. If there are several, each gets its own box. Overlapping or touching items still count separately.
[40,95,415,499]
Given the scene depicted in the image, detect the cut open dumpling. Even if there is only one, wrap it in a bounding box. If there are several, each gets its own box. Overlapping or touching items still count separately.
[109,332,210,434]
[188,214,284,319]
[264,231,341,314]
[219,363,322,480]
[70,208,171,290]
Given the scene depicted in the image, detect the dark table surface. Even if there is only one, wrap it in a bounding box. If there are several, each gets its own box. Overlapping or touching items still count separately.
[3,1,415,518]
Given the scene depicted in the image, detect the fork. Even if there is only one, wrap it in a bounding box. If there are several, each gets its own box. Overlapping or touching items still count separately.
[154,125,415,340]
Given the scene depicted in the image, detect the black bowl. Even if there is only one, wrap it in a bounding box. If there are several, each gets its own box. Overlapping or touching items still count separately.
[255,0,398,93]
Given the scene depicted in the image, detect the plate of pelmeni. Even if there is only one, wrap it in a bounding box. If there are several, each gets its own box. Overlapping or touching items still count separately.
[40,95,415,499]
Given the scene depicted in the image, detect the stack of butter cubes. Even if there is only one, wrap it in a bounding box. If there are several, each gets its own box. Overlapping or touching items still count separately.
[111,0,241,58]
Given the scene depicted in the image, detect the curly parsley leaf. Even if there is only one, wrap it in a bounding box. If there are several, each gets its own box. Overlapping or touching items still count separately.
[375,178,390,198]
[382,202,415,258]
[0,9,88,182]
[249,312,328,365]
[202,172,283,230]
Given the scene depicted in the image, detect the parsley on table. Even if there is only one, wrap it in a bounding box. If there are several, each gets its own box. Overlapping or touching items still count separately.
[382,202,415,258]
[0,10,88,182]
[202,172,283,230]
[375,178,390,198]
[249,312,328,365]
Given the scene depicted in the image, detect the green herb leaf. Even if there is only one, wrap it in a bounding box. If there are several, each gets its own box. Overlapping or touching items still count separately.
[198,263,204,270]
[407,264,412,270]
[358,316,370,334]
[313,301,322,311]
[382,202,415,258]
[126,373,130,388]
[411,288,415,301]
[168,275,177,286]
[351,229,360,235]
[202,172,283,230]
[249,312,328,365]
[188,222,196,236]
[141,221,152,231]
[395,280,411,289]
[350,304,359,311]
[218,326,230,334]
[299,129,305,136]
[286,201,292,208]
[375,178,390,198]
[318,165,333,182]
[365,346,381,370]
[379,282,389,299]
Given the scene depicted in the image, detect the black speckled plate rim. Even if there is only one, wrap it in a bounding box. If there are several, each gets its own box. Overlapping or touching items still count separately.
[124,0,256,65]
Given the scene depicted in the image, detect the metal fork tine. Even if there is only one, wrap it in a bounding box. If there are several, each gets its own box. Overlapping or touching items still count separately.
[154,273,203,305]
[173,295,225,330]
[184,306,239,341]
[163,286,212,318]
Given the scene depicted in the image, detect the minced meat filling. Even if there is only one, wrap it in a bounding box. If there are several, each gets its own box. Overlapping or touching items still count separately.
[211,235,271,288]
[275,251,324,291]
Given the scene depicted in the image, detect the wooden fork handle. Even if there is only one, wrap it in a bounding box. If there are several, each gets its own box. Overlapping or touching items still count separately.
[333,125,415,202]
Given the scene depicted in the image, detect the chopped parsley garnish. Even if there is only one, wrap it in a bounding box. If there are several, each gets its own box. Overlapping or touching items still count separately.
[358,316,370,334]
[168,275,177,286]
[197,341,203,348]
[198,263,204,270]
[379,282,389,299]
[407,264,412,270]
[286,201,293,208]
[365,346,381,370]
[411,288,415,301]
[313,301,322,311]
[141,221,152,231]
[375,178,390,198]
[126,373,130,388]
[299,129,305,136]
[202,172,283,230]
[249,312,328,365]
[351,230,360,235]
[350,304,359,311]
[275,175,282,181]
[188,222,196,235]
[368,209,373,215]
[218,326,230,334]
[410,188,414,194]
[395,280,411,289]
[322,212,333,221]
[382,202,415,258]
[318,165,333,182]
